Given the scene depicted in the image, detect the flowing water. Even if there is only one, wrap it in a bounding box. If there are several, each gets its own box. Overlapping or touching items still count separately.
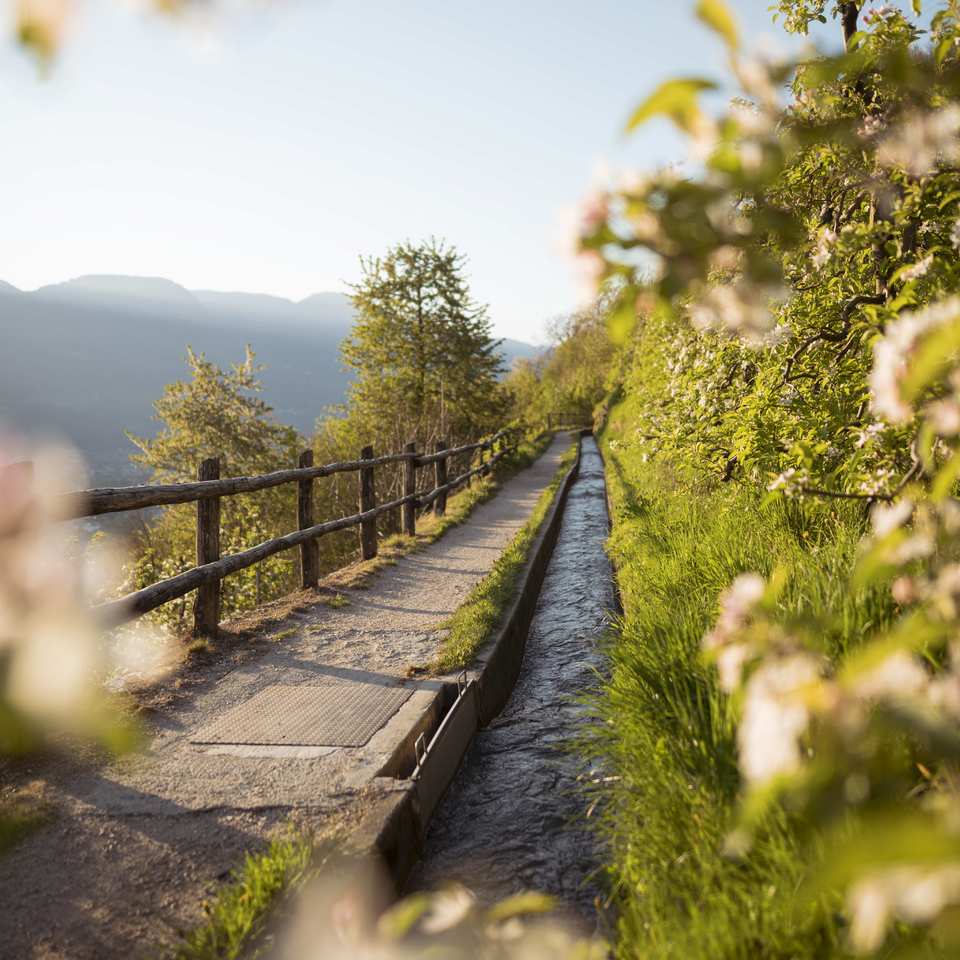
[407,436,615,918]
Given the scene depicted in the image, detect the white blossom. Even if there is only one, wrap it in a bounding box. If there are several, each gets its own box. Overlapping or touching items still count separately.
[768,467,805,495]
[870,498,913,537]
[877,106,960,177]
[738,653,820,784]
[900,254,933,282]
[891,575,918,605]
[951,219,960,251]
[702,573,766,692]
[730,101,774,137]
[573,249,606,301]
[863,4,896,23]
[859,467,895,496]
[420,886,476,934]
[927,398,960,436]
[577,189,608,235]
[733,57,780,110]
[0,440,174,736]
[812,227,837,269]
[869,297,960,424]
[858,114,886,140]
[854,422,885,448]
[689,280,783,344]
[852,651,929,701]
[848,865,960,954]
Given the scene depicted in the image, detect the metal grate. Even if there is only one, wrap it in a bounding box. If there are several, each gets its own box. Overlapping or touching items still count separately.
[190,681,413,748]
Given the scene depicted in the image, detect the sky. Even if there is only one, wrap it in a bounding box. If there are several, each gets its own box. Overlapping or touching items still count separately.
[0,0,868,343]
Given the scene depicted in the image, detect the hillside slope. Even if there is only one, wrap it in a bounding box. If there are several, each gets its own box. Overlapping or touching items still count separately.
[0,276,538,482]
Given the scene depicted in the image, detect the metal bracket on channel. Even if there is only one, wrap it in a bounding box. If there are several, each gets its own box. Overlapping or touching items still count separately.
[414,732,427,774]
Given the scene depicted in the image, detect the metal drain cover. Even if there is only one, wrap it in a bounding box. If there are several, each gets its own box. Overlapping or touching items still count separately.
[191,681,413,748]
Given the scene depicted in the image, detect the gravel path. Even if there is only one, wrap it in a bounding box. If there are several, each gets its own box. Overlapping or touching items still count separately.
[0,435,572,960]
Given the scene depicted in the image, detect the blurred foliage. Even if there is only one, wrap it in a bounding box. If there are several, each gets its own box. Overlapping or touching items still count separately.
[127,347,302,630]
[558,0,960,955]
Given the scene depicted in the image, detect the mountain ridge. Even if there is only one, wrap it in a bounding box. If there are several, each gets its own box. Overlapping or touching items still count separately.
[0,274,540,485]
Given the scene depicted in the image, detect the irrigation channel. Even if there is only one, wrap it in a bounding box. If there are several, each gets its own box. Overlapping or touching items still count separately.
[407,436,615,919]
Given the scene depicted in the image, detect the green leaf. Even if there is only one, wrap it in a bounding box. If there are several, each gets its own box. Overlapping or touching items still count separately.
[912,0,922,14]
[696,0,739,51]
[838,613,947,684]
[938,190,960,211]
[901,313,960,402]
[932,449,960,501]
[625,77,717,134]
[816,807,960,889]
[936,36,955,68]
[485,891,557,923]
[377,894,432,939]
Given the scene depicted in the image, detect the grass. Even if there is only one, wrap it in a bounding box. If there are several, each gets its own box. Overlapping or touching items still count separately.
[0,799,51,857]
[187,637,213,657]
[172,833,316,960]
[432,440,579,673]
[587,399,900,959]
[321,592,349,609]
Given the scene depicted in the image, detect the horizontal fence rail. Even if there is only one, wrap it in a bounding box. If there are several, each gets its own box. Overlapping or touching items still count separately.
[75,427,523,634]
[64,430,513,519]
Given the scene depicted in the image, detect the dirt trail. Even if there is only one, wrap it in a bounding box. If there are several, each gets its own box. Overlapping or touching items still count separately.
[0,436,571,960]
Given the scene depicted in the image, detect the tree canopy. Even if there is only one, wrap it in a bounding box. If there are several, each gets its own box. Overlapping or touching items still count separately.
[341,238,505,451]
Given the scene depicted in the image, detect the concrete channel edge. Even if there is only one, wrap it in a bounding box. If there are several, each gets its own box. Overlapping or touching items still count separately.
[347,431,587,893]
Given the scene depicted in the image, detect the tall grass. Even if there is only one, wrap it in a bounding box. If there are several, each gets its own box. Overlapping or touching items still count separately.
[590,413,899,958]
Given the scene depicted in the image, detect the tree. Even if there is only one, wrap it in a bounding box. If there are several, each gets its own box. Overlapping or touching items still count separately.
[128,347,302,629]
[341,238,505,449]
[504,297,617,426]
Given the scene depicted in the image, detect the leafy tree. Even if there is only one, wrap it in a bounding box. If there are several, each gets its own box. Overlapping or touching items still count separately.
[341,238,506,450]
[310,239,508,533]
[128,347,302,630]
[504,297,617,426]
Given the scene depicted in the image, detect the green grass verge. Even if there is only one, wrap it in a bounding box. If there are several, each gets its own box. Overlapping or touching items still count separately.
[588,400,900,959]
[172,834,313,960]
[433,439,578,673]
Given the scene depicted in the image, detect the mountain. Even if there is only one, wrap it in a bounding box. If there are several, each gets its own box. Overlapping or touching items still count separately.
[0,276,539,485]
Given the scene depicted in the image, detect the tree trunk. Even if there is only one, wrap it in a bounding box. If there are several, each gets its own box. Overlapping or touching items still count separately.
[840,2,860,45]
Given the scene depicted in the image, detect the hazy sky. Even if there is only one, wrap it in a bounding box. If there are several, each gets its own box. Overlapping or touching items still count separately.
[0,0,861,343]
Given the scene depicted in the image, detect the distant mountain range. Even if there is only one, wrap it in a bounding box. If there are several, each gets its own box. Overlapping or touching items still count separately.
[0,275,539,484]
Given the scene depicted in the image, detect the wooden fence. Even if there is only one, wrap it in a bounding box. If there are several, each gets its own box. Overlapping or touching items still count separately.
[65,428,522,635]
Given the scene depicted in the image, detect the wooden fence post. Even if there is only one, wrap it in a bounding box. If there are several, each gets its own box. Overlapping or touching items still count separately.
[434,438,448,516]
[402,441,417,537]
[193,456,221,636]
[359,444,377,560]
[298,449,319,588]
